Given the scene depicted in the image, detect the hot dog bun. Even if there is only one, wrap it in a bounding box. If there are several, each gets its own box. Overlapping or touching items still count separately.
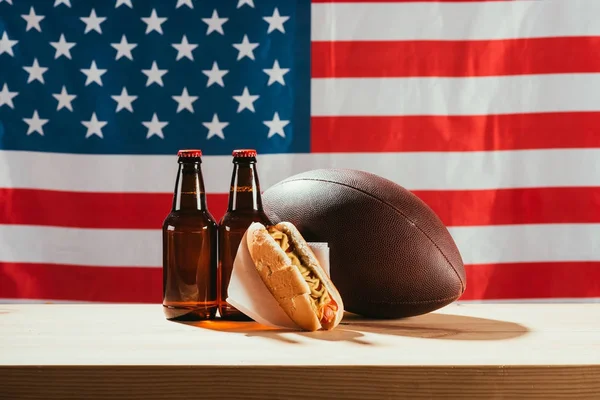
[246,221,344,331]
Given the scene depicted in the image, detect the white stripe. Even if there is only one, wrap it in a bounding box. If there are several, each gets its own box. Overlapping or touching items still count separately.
[449,224,600,265]
[2,148,600,192]
[312,0,600,41]
[311,74,600,117]
[1,224,599,266]
[0,225,160,267]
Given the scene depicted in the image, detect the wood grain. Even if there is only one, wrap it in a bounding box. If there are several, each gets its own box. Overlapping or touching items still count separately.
[1,303,599,398]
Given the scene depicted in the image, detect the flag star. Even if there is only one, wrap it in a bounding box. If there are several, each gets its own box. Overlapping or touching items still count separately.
[0,0,13,4]
[23,58,48,84]
[232,34,259,61]
[233,87,259,113]
[80,9,106,34]
[142,9,167,35]
[143,113,168,139]
[202,61,228,87]
[142,61,168,87]
[263,8,289,34]
[0,32,18,57]
[0,84,18,109]
[82,112,107,139]
[52,86,76,111]
[263,60,290,86]
[203,114,228,140]
[202,9,228,35]
[264,112,289,138]
[50,34,76,59]
[172,35,197,61]
[111,34,137,60]
[21,6,44,32]
[54,0,71,7]
[111,87,137,113]
[115,0,133,8]
[176,0,193,8]
[237,0,254,8]
[80,61,107,86]
[23,110,49,136]
[172,87,198,113]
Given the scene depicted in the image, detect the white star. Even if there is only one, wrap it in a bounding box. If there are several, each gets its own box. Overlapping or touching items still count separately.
[142,9,167,35]
[233,87,259,113]
[263,60,290,86]
[23,110,48,136]
[111,35,137,60]
[80,61,107,86]
[0,84,18,109]
[202,61,228,88]
[82,113,107,139]
[202,9,228,35]
[52,86,76,111]
[50,34,76,59]
[54,0,71,7]
[143,113,168,139]
[0,32,18,57]
[264,112,289,138]
[111,87,137,113]
[172,87,198,113]
[172,35,197,61]
[115,0,133,8]
[237,0,254,8]
[0,0,13,4]
[232,34,259,61]
[203,114,228,140]
[141,61,168,87]
[21,6,45,32]
[23,58,48,84]
[176,0,193,8]
[80,9,106,34]
[263,8,289,34]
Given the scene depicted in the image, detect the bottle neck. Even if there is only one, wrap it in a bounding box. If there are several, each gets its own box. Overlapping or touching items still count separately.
[228,160,263,211]
[172,161,207,212]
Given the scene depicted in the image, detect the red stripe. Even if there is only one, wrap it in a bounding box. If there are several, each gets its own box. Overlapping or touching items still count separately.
[2,261,599,302]
[310,113,600,153]
[312,37,600,78]
[414,187,600,227]
[312,0,507,3]
[0,262,162,303]
[0,189,229,229]
[461,262,600,300]
[1,187,599,228]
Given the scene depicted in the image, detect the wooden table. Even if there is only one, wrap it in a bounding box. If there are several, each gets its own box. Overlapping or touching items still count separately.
[1,303,599,399]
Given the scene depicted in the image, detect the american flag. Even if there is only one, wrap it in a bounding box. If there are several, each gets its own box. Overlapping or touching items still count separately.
[1,0,599,304]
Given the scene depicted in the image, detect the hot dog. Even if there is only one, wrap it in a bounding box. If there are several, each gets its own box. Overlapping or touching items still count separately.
[245,221,344,331]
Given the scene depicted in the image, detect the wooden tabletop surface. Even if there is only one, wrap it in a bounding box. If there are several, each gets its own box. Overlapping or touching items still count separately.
[1,303,599,399]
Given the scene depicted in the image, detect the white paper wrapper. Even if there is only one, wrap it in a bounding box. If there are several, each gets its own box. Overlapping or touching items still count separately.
[226,230,330,330]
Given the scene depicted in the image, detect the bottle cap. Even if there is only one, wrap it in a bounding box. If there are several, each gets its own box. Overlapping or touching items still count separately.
[232,149,257,158]
[177,149,202,158]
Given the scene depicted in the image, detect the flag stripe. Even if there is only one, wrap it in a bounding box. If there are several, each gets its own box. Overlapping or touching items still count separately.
[312,74,600,117]
[2,187,600,229]
[310,113,600,153]
[2,261,599,303]
[0,262,161,303]
[3,149,600,192]
[461,262,600,300]
[1,223,599,267]
[312,1,600,41]
[312,37,600,78]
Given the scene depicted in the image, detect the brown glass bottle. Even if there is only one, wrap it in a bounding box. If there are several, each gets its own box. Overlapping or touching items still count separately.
[218,149,271,320]
[162,149,218,321]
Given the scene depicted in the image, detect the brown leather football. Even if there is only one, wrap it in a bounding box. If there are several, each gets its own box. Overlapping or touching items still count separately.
[262,168,466,319]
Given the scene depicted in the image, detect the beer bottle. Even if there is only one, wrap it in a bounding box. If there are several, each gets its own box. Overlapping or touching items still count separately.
[218,149,271,320]
[162,149,218,321]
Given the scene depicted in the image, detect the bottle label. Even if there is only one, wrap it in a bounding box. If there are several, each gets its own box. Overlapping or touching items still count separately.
[231,186,254,192]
